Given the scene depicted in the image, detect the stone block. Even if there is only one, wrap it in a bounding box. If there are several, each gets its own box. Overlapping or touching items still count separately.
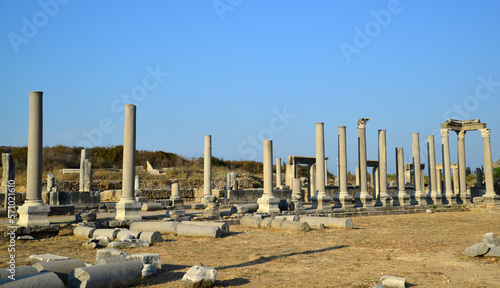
[26,254,71,265]
[129,253,161,269]
[485,246,500,257]
[463,243,490,257]
[182,265,217,288]
[68,260,143,288]
[0,271,64,288]
[95,248,130,263]
[483,232,500,247]
[379,275,406,288]
[142,264,157,278]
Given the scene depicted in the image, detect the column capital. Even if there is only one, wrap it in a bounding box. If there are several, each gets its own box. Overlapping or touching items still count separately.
[440,128,450,137]
[357,118,370,128]
[480,128,491,138]
[457,130,466,139]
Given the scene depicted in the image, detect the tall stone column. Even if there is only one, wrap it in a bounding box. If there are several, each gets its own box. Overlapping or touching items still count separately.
[393,147,410,206]
[427,135,441,205]
[410,133,426,206]
[355,118,373,207]
[201,135,215,203]
[441,129,456,205]
[312,122,331,210]
[257,140,280,213]
[378,129,391,206]
[115,104,141,221]
[334,126,353,208]
[276,158,282,188]
[18,91,50,227]
[480,128,499,206]
[436,169,443,195]
[456,130,471,204]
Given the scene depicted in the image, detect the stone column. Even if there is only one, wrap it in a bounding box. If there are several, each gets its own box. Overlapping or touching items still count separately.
[378,129,391,206]
[355,167,360,186]
[436,169,443,195]
[285,155,293,187]
[452,164,460,194]
[312,122,331,210]
[410,133,426,206]
[18,91,50,227]
[79,150,92,192]
[480,128,499,206]
[355,118,373,207]
[201,135,215,203]
[456,130,471,204]
[441,128,456,205]
[324,159,328,184]
[257,140,280,213]
[334,126,354,208]
[276,158,282,188]
[307,164,316,202]
[393,147,410,206]
[134,175,140,191]
[291,178,304,210]
[427,135,441,205]
[115,104,141,221]
[79,149,86,191]
[2,153,15,212]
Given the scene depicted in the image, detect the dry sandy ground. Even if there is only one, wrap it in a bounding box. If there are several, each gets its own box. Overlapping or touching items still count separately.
[1,210,499,287]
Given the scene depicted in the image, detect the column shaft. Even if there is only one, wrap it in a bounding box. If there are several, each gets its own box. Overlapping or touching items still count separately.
[26,92,43,203]
[204,135,212,196]
[122,104,136,201]
[378,129,387,195]
[315,123,326,195]
[338,126,348,195]
[263,140,274,196]
[457,130,467,197]
[427,135,438,195]
[276,158,282,187]
[481,129,495,196]
[441,129,453,196]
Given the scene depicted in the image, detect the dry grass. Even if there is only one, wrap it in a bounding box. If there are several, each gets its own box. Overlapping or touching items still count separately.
[1,211,499,287]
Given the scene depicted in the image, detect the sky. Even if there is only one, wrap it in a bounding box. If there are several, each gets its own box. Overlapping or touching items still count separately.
[1,1,500,175]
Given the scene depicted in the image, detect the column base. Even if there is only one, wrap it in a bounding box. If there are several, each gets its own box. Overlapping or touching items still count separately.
[375,193,392,207]
[333,193,354,209]
[482,194,500,207]
[311,194,332,210]
[201,195,217,204]
[441,192,457,205]
[115,201,142,221]
[256,195,280,214]
[427,193,443,207]
[17,202,51,227]
[354,192,373,208]
[410,192,428,207]
[204,203,220,220]
[169,197,184,207]
[456,193,472,205]
[392,193,410,207]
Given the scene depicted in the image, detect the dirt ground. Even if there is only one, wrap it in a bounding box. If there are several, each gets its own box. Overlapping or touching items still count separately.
[1,210,499,288]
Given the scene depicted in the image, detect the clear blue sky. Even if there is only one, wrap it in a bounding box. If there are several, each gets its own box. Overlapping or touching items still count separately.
[2,1,500,174]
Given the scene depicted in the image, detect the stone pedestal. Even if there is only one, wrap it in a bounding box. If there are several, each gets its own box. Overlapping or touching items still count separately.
[410,133,427,207]
[170,183,184,206]
[18,92,50,227]
[203,203,220,220]
[115,104,142,221]
[311,123,331,210]
[333,126,354,208]
[354,118,373,208]
[257,140,280,214]
[393,147,410,207]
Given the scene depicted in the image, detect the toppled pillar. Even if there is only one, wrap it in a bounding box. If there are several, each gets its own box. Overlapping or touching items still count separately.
[68,261,143,288]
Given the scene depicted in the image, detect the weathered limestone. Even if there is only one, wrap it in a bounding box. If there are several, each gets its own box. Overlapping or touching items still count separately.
[129,221,179,234]
[93,228,122,240]
[272,218,310,232]
[480,129,500,206]
[141,202,163,211]
[96,257,128,265]
[170,183,184,206]
[232,203,259,214]
[355,118,373,207]
[0,265,38,280]
[68,261,143,288]
[182,265,217,288]
[240,215,262,228]
[393,147,410,206]
[95,248,130,263]
[257,140,280,213]
[334,126,354,208]
[146,161,160,175]
[436,168,443,195]
[116,229,142,240]
[201,135,215,203]
[410,133,426,206]
[0,271,65,288]
[227,172,238,190]
[33,259,86,284]
[1,153,15,212]
[73,226,97,239]
[26,254,71,265]
[312,122,331,210]
[276,158,282,188]
[378,129,391,207]
[379,275,406,288]
[427,135,442,205]
[138,231,162,243]
[176,224,223,238]
[181,221,230,235]
[440,129,456,205]
[17,91,50,227]
[79,149,92,192]
[299,216,353,229]
[291,178,304,210]
[134,175,140,191]
[115,104,142,221]
[129,253,161,269]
